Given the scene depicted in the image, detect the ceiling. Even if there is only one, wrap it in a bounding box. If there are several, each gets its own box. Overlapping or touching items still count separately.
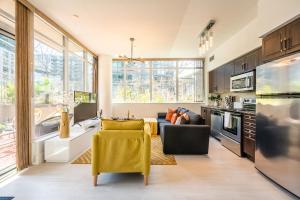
[28,0,258,58]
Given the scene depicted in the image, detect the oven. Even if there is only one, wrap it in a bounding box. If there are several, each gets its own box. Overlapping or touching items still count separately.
[220,112,242,156]
[230,71,255,92]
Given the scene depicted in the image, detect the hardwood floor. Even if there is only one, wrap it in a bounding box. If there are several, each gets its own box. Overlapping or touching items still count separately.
[0,138,298,200]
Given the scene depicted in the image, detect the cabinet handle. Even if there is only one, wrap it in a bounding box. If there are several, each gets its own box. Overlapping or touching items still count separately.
[288,37,292,49]
[280,39,283,52]
[284,38,287,50]
[242,63,245,70]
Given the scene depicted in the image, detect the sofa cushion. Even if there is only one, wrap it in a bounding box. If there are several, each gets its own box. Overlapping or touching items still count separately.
[157,118,170,124]
[101,119,144,130]
[186,111,203,125]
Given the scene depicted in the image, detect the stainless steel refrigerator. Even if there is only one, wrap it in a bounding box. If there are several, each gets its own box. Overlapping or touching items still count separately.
[256,53,300,198]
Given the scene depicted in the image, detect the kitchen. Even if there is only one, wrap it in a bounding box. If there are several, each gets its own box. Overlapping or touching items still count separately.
[202,16,300,198]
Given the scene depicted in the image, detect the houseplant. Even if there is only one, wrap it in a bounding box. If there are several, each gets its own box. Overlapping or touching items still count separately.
[208,94,222,107]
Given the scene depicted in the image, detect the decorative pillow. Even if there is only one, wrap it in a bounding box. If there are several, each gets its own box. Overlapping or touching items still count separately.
[170,113,179,124]
[179,108,189,115]
[165,108,176,121]
[175,116,187,125]
[176,107,182,113]
[182,113,190,123]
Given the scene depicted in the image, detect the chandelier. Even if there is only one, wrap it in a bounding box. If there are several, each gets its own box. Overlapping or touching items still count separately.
[118,37,144,66]
[198,20,215,56]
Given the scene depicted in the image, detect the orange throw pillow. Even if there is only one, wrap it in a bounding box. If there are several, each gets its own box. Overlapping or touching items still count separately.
[170,113,179,124]
[165,108,176,121]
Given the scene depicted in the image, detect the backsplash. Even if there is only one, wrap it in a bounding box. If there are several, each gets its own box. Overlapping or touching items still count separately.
[208,92,255,107]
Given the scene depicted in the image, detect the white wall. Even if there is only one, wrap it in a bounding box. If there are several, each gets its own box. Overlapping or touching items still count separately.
[112,103,203,118]
[98,55,112,117]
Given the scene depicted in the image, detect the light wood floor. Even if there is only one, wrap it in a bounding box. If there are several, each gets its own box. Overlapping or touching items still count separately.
[0,138,298,200]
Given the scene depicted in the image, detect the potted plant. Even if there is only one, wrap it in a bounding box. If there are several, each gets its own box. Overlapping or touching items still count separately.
[208,94,222,107]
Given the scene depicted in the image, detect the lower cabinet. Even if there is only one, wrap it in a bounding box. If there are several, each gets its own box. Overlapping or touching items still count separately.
[201,107,211,127]
[242,113,256,161]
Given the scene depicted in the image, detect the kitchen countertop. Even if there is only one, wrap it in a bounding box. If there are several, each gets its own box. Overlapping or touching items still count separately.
[202,105,256,115]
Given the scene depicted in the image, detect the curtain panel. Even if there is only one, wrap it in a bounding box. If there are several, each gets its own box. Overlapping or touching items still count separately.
[15,0,33,170]
[93,56,99,107]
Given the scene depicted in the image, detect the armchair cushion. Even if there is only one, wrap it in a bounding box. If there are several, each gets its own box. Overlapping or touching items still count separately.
[101,119,144,130]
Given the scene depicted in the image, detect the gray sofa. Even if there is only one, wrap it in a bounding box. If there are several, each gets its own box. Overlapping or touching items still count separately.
[157,108,210,155]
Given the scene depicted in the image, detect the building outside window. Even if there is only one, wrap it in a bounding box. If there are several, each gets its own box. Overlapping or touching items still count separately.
[86,53,94,93]
[112,59,204,103]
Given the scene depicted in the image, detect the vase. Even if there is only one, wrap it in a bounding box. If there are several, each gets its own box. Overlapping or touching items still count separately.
[59,111,70,138]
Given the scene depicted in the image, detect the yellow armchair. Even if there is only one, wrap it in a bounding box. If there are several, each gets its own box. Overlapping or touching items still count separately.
[92,119,151,186]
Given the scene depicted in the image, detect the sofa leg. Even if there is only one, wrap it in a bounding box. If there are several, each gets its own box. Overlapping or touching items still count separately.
[144,175,148,186]
[93,175,98,186]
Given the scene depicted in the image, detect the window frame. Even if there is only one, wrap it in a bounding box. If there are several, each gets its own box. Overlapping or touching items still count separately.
[112,59,205,103]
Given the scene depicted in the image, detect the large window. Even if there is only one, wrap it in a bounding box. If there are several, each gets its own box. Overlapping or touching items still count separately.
[33,15,95,138]
[0,0,16,178]
[112,59,204,103]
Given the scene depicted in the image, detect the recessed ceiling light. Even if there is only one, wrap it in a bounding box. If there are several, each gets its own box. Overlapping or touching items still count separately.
[73,14,79,18]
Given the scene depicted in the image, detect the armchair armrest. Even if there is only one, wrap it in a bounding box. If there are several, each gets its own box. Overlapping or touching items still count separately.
[157,112,167,119]
[143,123,151,176]
[92,133,100,175]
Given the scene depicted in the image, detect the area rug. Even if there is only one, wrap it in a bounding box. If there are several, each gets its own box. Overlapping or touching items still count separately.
[72,136,176,165]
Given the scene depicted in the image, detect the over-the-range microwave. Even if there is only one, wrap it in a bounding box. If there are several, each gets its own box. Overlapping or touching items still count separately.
[230,71,255,92]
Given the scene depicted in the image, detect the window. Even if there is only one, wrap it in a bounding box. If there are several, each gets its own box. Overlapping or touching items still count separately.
[68,53,84,92]
[34,40,64,105]
[112,59,204,103]
[33,15,96,138]
[0,0,16,177]
[86,53,94,93]
[152,61,176,103]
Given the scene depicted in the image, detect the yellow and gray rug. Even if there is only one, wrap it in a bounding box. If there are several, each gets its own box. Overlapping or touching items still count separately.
[72,136,177,165]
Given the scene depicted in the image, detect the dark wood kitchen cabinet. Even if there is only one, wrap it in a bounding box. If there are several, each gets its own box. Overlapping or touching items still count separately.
[233,56,245,75]
[262,27,286,62]
[209,67,224,93]
[243,113,256,162]
[201,107,211,127]
[209,70,217,93]
[285,17,300,55]
[223,62,234,92]
[234,48,261,75]
[216,67,225,93]
[262,17,300,62]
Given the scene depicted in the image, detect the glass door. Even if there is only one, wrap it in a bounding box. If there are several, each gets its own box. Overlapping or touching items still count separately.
[0,32,16,178]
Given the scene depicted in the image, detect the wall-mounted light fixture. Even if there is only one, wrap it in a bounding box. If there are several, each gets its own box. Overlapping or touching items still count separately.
[198,20,215,56]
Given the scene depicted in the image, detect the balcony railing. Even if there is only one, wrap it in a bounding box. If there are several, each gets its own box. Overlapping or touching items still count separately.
[0,129,16,176]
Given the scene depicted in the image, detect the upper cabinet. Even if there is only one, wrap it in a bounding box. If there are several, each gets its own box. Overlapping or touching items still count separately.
[234,48,261,75]
[223,62,234,92]
[285,18,300,55]
[209,67,224,93]
[262,17,300,62]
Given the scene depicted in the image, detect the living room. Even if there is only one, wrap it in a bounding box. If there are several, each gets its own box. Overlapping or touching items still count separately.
[1,0,300,200]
